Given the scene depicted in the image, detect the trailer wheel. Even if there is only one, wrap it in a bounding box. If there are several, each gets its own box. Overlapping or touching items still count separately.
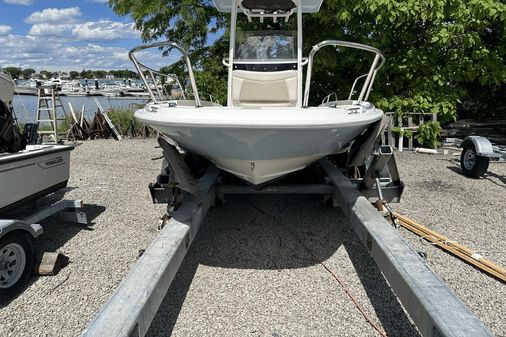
[0,232,34,299]
[460,142,489,178]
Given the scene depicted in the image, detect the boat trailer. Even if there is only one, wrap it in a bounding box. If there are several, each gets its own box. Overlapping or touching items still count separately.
[0,199,87,298]
[82,140,493,337]
[446,136,506,178]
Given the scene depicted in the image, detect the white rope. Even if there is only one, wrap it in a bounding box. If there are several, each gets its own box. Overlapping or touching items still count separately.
[16,92,34,123]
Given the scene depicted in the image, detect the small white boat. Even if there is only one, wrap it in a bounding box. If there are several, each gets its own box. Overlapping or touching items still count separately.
[131,0,386,185]
[0,144,74,213]
[0,80,74,213]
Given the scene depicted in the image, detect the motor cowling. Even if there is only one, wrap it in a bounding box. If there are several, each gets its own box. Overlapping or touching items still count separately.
[0,99,26,153]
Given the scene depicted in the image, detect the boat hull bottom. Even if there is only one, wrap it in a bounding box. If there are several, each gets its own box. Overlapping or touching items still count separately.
[211,154,325,185]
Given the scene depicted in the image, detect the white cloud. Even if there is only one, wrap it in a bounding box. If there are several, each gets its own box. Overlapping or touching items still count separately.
[72,21,139,40]
[25,7,81,24]
[93,0,109,3]
[0,7,164,71]
[0,34,168,71]
[28,23,70,37]
[0,25,12,35]
[4,0,33,5]
[28,20,140,41]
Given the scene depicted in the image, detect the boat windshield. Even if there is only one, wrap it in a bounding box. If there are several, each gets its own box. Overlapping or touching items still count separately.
[235,30,296,62]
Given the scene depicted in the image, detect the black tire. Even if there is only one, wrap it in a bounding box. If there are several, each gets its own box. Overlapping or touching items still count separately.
[460,141,489,178]
[0,232,34,300]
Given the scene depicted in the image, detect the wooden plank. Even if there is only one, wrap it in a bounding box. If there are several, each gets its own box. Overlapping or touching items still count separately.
[33,252,69,276]
[407,115,413,149]
[394,213,506,283]
[387,113,394,148]
[94,98,122,141]
[80,105,85,127]
[68,102,79,124]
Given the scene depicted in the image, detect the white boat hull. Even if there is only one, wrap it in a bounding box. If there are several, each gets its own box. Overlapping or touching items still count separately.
[136,104,383,184]
[0,144,73,212]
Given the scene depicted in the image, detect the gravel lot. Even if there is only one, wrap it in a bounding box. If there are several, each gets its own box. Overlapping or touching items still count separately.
[0,139,504,337]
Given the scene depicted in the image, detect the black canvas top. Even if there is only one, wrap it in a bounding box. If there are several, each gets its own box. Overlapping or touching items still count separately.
[241,0,296,11]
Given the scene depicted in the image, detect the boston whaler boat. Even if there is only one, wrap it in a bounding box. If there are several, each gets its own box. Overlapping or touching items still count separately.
[130,0,386,186]
[0,71,73,213]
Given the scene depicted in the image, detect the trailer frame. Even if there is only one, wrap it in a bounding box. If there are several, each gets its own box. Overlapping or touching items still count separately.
[0,199,87,297]
[82,142,493,337]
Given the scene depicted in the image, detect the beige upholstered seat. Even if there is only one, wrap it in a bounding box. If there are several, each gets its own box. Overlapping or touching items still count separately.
[232,70,297,107]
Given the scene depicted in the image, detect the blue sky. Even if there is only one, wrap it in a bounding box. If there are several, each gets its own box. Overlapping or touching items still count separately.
[0,0,168,71]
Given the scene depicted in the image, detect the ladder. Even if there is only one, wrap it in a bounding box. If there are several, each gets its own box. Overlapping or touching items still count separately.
[35,85,69,143]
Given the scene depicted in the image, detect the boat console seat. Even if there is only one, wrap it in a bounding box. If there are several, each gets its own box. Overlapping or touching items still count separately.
[241,0,296,12]
[232,70,297,107]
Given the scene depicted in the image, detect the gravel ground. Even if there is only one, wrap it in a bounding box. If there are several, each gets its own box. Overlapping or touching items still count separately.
[0,139,504,337]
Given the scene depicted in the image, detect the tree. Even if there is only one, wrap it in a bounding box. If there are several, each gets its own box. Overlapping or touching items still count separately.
[3,67,22,79]
[110,0,226,51]
[21,68,36,79]
[39,70,52,79]
[94,70,107,79]
[69,71,80,79]
[109,0,506,120]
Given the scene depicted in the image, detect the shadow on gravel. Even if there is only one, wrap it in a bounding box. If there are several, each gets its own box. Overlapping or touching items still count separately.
[485,171,506,186]
[35,203,105,252]
[147,195,418,337]
[447,166,506,188]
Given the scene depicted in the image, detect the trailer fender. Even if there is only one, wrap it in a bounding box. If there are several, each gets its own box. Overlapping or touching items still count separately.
[461,136,494,157]
[0,220,43,239]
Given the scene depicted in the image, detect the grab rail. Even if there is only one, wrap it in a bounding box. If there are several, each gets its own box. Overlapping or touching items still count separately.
[128,41,201,107]
[303,40,385,108]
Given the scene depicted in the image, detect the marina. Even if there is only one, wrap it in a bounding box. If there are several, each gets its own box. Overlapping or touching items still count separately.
[12,94,148,123]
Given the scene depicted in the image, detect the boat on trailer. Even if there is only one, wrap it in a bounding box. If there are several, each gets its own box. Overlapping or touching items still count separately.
[82,2,494,336]
[131,0,386,185]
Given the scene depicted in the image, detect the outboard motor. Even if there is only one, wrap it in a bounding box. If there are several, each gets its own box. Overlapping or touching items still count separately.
[0,99,27,153]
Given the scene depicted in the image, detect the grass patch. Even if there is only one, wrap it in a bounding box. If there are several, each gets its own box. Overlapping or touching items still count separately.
[108,109,142,132]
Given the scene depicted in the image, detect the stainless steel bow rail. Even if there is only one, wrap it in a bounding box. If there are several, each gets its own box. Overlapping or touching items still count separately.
[128,41,200,106]
[82,142,493,337]
[303,40,385,108]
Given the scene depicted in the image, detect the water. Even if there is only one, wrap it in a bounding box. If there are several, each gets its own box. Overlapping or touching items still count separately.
[12,95,149,123]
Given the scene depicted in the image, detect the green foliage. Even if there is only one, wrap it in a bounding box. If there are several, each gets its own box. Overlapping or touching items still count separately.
[109,0,226,51]
[3,67,22,79]
[108,109,141,131]
[39,70,57,79]
[307,0,506,120]
[79,69,138,79]
[21,68,36,79]
[416,121,442,149]
[69,71,80,79]
[109,0,506,119]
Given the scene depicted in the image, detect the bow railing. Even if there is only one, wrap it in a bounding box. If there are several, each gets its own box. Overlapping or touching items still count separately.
[128,41,201,107]
[303,40,385,108]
